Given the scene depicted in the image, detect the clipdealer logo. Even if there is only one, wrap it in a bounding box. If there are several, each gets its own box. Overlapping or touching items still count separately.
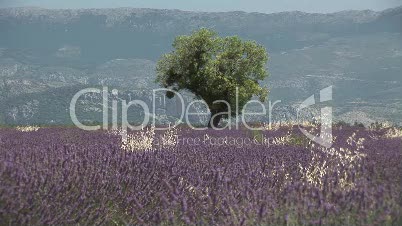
[70,86,334,148]
[297,86,333,148]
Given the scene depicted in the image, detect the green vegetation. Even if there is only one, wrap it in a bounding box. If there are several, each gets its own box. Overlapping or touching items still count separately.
[156,28,269,127]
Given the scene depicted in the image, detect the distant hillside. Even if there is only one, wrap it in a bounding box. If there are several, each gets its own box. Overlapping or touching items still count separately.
[0,7,401,62]
[0,7,401,125]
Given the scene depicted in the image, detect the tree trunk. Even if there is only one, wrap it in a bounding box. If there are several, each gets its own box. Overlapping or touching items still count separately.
[208,110,223,128]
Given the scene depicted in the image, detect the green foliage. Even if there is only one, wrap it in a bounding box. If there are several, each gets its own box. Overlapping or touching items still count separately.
[335,121,350,127]
[353,122,366,128]
[288,134,310,147]
[156,28,269,126]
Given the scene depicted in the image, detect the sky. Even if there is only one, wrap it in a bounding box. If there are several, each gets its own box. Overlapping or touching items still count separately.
[0,0,401,13]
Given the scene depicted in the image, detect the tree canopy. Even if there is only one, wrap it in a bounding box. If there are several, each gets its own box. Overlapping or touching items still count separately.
[156,28,269,127]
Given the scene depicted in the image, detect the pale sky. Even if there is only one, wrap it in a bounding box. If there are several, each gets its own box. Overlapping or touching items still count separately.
[0,0,401,13]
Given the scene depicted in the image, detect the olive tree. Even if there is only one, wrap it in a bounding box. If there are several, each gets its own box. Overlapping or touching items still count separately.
[156,28,269,128]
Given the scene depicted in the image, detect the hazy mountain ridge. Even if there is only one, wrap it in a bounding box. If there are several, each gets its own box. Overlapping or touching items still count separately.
[0,6,399,37]
[0,7,401,125]
[0,7,389,25]
[0,7,399,35]
[1,6,401,64]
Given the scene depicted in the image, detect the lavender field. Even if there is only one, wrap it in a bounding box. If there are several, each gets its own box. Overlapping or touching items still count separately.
[1,125,401,225]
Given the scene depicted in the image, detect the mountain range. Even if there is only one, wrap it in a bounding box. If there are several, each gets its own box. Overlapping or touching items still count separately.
[0,6,401,126]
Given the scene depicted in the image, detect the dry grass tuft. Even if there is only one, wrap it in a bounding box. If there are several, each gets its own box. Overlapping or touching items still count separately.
[15,126,40,132]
